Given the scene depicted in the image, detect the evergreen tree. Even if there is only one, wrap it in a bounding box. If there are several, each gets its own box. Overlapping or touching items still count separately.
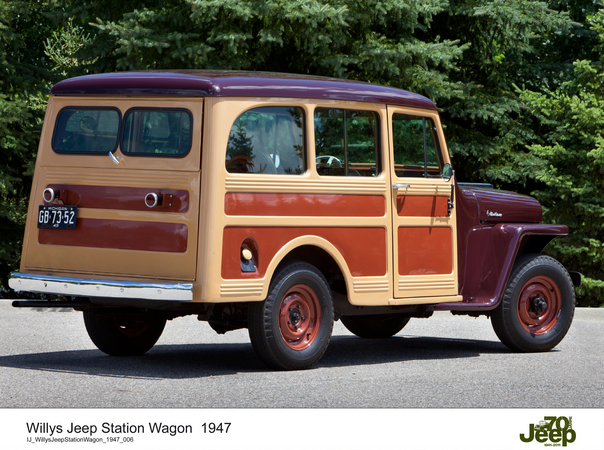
[0,0,55,291]
[519,10,604,306]
[2,0,602,305]
[54,0,468,101]
[426,1,577,185]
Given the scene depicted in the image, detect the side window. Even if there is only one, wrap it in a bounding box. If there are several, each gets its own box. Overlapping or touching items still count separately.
[225,106,305,175]
[121,109,192,157]
[314,108,379,177]
[392,113,442,178]
[52,108,120,154]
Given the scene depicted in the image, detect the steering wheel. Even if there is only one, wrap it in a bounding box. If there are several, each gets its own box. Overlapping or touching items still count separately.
[316,155,342,168]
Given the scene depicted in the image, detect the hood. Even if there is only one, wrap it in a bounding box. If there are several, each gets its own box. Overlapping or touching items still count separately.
[462,186,542,223]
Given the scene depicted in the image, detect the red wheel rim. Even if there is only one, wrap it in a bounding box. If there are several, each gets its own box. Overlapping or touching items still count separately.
[517,275,561,335]
[278,284,322,350]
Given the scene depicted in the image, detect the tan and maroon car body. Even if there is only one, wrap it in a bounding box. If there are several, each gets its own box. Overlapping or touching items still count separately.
[10,71,570,319]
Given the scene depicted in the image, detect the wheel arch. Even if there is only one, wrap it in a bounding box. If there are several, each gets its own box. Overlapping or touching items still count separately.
[483,225,570,310]
[265,236,351,297]
[433,223,570,312]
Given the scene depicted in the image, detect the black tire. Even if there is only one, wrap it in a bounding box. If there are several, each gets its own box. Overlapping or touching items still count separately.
[248,260,334,370]
[491,254,575,352]
[341,314,410,339]
[83,310,166,356]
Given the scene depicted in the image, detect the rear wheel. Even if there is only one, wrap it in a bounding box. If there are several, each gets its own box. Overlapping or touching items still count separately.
[83,310,166,356]
[491,254,575,352]
[341,314,410,339]
[248,260,334,370]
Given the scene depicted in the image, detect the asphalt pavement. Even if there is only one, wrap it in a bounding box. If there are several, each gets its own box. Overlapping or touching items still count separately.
[0,301,602,408]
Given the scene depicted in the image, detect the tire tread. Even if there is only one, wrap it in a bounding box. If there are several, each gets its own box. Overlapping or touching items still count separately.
[248,260,334,370]
[491,254,575,352]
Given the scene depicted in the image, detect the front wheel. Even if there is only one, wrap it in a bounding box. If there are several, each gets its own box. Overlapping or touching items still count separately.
[248,260,334,370]
[491,254,575,352]
[83,310,166,356]
[341,314,410,339]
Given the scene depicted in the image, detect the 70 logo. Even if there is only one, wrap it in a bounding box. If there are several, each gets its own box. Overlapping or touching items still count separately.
[520,416,576,447]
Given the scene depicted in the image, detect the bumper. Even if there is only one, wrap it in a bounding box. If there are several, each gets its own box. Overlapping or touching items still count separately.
[9,272,193,302]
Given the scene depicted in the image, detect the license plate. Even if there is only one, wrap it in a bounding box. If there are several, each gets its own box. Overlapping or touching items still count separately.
[37,205,77,229]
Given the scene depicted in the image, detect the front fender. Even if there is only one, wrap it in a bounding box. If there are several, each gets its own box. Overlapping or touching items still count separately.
[432,223,568,311]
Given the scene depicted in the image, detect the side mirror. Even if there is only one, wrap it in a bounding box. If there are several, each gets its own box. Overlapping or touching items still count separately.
[443,163,453,182]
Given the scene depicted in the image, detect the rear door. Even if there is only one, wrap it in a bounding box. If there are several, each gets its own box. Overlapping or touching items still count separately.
[22,96,202,281]
[387,106,460,303]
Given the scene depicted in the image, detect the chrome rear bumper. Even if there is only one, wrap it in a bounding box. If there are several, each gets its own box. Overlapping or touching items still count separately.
[9,272,193,302]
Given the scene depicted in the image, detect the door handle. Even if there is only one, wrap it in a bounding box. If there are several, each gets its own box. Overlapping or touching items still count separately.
[448,182,455,216]
[392,184,410,190]
[108,152,120,165]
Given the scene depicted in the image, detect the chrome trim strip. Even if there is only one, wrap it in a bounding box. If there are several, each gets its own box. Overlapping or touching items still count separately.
[9,272,193,301]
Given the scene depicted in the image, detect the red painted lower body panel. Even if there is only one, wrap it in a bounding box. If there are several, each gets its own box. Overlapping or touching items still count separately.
[225,193,385,217]
[222,227,387,278]
[397,227,452,275]
[38,219,188,253]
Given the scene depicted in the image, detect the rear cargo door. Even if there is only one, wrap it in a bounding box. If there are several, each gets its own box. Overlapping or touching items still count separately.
[22,97,202,281]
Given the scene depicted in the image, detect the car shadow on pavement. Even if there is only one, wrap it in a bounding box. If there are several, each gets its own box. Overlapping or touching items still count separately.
[320,334,513,368]
[0,334,512,379]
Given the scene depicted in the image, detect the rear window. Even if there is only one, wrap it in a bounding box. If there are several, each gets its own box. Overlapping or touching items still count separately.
[52,108,120,154]
[121,109,192,157]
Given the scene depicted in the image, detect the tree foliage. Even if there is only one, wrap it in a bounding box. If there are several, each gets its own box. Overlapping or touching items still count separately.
[56,0,466,102]
[1,0,603,306]
[518,10,604,306]
[0,0,55,290]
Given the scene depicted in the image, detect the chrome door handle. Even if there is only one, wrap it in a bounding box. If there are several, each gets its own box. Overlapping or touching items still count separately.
[109,152,120,165]
[392,184,411,190]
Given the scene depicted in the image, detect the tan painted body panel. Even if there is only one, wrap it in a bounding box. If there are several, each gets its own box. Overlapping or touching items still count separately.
[20,96,202,282]
[198,97,461,306]
[20,94,461,306]
[387,106,460,304]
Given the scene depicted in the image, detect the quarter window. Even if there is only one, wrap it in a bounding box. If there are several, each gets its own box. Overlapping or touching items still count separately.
[52,108,120,154]
[121,109,192,157]
[225,107,305,174]
[392,114,442,178]
[314,108,379,177]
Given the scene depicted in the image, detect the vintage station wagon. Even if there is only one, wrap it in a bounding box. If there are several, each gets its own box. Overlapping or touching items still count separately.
[9,71,578,370]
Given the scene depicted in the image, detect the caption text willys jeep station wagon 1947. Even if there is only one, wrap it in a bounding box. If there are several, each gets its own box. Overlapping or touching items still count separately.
[9,71,579,370]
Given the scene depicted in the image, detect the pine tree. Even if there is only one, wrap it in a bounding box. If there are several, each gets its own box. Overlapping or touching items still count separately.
[0,0,55,292]
[518,10,604,306]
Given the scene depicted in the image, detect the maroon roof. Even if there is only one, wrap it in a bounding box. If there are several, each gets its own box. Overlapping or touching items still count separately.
[50,71,437,110]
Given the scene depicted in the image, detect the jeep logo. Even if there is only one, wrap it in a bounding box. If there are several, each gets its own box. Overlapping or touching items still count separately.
[520,416,576,447]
